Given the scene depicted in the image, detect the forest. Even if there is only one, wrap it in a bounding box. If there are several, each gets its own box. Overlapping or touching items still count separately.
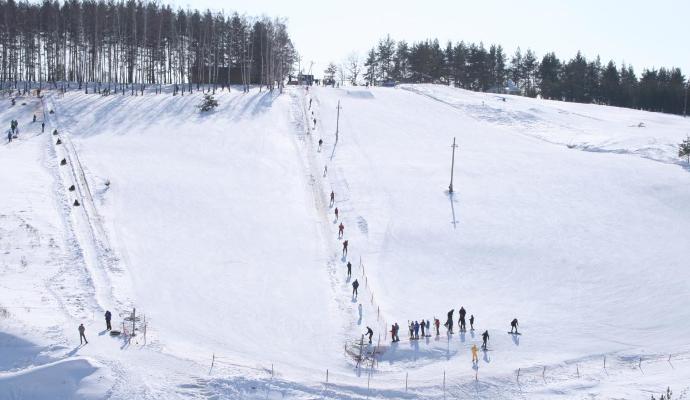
[0,0,297,93]
[358,36,688,116]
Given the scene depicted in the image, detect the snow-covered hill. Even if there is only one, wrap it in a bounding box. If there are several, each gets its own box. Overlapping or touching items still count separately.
[1,84,689,399]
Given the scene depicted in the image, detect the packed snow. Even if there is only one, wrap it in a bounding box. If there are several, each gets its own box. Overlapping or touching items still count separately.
[1,83,689,399]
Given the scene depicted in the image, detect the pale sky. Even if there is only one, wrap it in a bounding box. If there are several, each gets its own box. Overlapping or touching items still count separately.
[172,0,689,78]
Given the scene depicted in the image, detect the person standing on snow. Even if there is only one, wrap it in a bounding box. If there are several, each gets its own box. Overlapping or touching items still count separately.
[394,323,400,342]
[7,130,11,143]
[41,122,45,133]
[471,344,479,363]
[408,322,414,339]
[33,114,36,122]
[445,309,454,334]
[104,310,112,331]
[510,318,519,334]
[338,223,344,238]
[459,307,467,331]
[330,191,335,206]
[79,323,88,344]
[482,330,489,349]
[365,326,374,344]
[342,240,348,256]
[469,315,475,330]
[352,279,359,297]
[334,207,339,220]
[426,320,431,337]
[434,318,441,336]
[346,261,352,277]
[413,321,420,339]
[390,324,397,343]
[420,320,426,337]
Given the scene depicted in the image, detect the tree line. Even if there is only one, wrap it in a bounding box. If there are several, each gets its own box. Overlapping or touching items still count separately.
[354,36,687,115]
[0,0,296,94]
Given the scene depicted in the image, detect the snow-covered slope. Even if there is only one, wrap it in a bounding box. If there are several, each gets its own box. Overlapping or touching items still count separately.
[1,84,689,399]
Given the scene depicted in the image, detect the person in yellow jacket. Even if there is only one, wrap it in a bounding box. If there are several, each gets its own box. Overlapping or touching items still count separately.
[471,344,479,363]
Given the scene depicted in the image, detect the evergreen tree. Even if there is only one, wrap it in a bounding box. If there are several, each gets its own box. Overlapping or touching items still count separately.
[600,61,621,105]
[393,41,410,82]
[679,136,690,163]
[377,35,396,81]
[539,52,562,99]
[522,49,539,97]
[198,93,218,112]
[363,48,378,85]
[452,42,468,88]
[510,47,524,89]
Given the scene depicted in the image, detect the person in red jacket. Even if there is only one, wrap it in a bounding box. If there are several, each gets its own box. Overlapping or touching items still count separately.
[338,223,344,238]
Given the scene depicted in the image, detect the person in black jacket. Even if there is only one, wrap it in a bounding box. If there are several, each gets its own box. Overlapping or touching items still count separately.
[365,326,373,344]
[105,310,112,331]
[459,307,467,331]
[352,279,359,297]
[445,309,454,334]
[79,324,88,344]
[482,330,490,349]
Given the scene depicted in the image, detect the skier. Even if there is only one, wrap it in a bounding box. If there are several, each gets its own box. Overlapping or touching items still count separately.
[309,98,312,109]
[313,118,317,129]
[346,261,352,277]
[104,310,112,331]
[365,326,373,344]
[352,279,359,297]
[413,321,420,339]
[445,309,454,334]
[338,223,344,238]
[420,320,426,337]
[510,318,519,334]
[330,191,335,206]
[78,323,88,344]
[482,330,489,349]
[469,315,475,330]
[334,207,339,220]
[342,240,348,256]
[434,318,440,336]
[459,307,467,331]
[41,122,45,133]
[318,138,323,150]
[471,344,479,363]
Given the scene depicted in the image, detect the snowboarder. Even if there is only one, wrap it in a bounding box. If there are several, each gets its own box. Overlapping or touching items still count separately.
[318,138,323,150]
[413,321,420,339]
[459,307,466,331]
[445,309,454,334]
[510,318,519,334]
[420,320,426,337]
[434,318,440,336]
[482,330,489,349]
[338,223,344,238]
[346,261,352,277]
[352,279,359,297]
[471,344,479,363]
[469,315,475,330]
[41,122,45,133]
[342,240,348,256]
[104,310,112,331]
[334,207,339,220]
[78,323,88,344]
[365,326,373,344]
[330,191,335,206]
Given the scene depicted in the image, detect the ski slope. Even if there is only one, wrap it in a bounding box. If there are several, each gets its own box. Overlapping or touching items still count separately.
[1,83,689,399]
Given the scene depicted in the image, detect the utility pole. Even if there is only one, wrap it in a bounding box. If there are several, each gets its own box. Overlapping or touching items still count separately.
[335,100,342,142]
[448,137,458,193]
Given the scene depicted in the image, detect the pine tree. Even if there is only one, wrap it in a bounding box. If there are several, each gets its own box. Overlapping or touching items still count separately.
[198,93,219,112]
[363,48,378,86]
[679,136,690,163]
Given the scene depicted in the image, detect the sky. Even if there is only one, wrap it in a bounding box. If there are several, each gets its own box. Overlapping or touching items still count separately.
[171,0,690,78]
